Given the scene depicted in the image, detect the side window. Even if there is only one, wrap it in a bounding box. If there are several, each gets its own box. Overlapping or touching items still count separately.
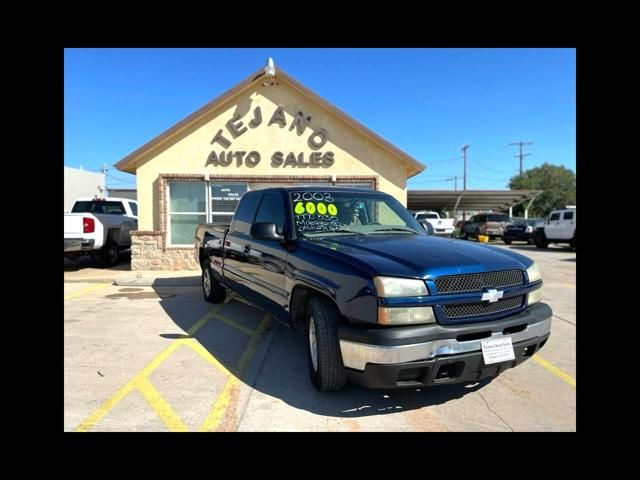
[549,213,560,221]
[563,211,574,220]
[254,192,285,234]
[477,215,486,223]
[230,192,262,234]
[129,202,138,217]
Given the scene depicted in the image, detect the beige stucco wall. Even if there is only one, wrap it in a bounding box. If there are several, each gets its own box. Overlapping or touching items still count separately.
[135,81,410,231]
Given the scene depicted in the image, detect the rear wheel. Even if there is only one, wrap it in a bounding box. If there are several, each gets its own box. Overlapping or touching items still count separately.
[307,296,347,392]
[503,239,512,245]
[100,242,119,267]
[202,260,226,303]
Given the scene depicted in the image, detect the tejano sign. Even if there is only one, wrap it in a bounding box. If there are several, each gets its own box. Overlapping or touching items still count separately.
[206,105,335,168]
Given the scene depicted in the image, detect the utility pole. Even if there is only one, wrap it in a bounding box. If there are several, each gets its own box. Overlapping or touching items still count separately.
[461,145,469,191]
[461,145,469,221]
[447,176,458,191]
[509,141,533,176]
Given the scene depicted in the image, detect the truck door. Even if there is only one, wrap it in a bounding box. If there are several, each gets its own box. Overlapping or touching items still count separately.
[557,210,575,240]
[222,191,263,303]
[546,212,561,239]
[242,192,289,322]
[120,201,138,246]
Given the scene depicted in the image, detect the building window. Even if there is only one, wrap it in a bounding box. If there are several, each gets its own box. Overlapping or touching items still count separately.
[168,182,207,246]
[210,183,248,223]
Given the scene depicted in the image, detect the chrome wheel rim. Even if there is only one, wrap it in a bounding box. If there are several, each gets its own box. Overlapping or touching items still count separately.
[309,316,318,372]
[203,269,211,296]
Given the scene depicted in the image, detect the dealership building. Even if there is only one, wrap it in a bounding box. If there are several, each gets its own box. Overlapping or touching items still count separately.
[115,59,426,270]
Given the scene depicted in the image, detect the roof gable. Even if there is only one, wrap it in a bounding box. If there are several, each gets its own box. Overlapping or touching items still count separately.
[114,64,426,177]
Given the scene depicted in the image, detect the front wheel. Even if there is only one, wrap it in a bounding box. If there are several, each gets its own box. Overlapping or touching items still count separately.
[503,239,512,245]
[202,260,226,303]
[307,297,348,392]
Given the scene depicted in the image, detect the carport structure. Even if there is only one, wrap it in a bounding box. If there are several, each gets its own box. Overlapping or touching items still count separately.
[407,189,543,219]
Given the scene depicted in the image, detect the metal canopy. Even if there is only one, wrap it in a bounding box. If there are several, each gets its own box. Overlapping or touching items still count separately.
[407,190,543,213]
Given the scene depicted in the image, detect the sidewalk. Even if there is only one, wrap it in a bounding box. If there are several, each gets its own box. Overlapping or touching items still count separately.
[64,258,199,286]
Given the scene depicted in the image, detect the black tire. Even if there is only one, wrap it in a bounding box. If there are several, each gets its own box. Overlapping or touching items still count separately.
[460,231,468,240]
[535,237,549,249]
[570,237,576,251]
[307,296,348,392]
[100,242,119,267]
[503,239,512,245]
[202,260,226,303]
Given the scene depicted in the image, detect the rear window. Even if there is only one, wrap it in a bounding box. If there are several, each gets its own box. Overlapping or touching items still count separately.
[563,211,574,220]
[486,214,510,222]
[71,201,126,215]
[416,213,438,220]
[230,192,262,234]
[129,202,138,216]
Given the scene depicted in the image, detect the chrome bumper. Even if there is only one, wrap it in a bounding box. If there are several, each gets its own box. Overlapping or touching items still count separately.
[340,317,552,371]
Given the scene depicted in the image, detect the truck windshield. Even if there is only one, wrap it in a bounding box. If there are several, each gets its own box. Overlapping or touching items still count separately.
[71,201,126,215]
[290,190,423,237]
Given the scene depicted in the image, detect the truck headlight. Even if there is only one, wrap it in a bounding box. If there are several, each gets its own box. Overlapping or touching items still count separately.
[373,276,429,297]
[528,286,543,305]
[378,306,436,325]
[526,262,541,283]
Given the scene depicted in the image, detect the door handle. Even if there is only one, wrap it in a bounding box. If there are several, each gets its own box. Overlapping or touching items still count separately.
[243,244,251,254]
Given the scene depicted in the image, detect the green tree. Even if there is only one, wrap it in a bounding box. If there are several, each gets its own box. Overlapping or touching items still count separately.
[509,163,576,217]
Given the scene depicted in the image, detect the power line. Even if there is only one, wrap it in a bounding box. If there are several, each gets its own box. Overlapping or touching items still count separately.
[509,141,534,176]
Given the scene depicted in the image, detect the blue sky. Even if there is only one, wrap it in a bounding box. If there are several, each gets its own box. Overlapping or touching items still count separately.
[64,48,575,190]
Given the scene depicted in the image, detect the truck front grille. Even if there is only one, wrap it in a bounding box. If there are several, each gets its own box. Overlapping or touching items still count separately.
[435,270,524,294]
[443,295,524,319]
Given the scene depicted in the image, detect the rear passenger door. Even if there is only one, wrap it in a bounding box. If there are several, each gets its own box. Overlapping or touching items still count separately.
[557,210,575,240]
[243,192,289,323]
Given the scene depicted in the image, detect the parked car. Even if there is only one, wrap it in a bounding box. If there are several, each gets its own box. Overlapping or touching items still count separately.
[533,208,576,251]
[502,219,545,245]
[196,187,551,392]
[64,197,138,266]
[412,211,455,236]
[460,213,512,241]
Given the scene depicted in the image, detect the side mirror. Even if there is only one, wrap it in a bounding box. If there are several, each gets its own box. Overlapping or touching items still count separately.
[250,222,284,241]
[420,221,435,235]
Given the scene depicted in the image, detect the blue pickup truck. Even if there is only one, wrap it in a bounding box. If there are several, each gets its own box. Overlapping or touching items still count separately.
[195,187,552,392]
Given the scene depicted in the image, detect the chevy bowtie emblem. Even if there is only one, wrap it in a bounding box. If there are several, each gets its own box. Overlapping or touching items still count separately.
[481,289,503,303]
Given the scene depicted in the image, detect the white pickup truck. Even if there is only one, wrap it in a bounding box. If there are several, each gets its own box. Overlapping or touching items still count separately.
[64,197,138,266]
[412,211,455,236]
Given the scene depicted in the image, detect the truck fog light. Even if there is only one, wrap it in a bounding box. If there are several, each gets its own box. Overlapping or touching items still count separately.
[378,306,436,325]
[528,287,544,305]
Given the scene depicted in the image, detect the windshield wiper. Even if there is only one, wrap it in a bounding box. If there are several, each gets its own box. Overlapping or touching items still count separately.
[369,227,419,234]
[304,229,366,237]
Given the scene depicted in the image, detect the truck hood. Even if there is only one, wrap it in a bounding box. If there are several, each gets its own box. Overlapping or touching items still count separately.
[307,234,533,279]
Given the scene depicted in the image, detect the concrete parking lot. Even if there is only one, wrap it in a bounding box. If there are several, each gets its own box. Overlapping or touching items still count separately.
[64,242,576,432]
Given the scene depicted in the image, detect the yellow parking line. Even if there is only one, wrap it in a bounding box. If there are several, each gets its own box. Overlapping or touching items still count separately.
[213,314,255,336]
[74,305,222,432]
[64,283,109,301]
[136,378,189,432]
[199,315,271,432]
[564,284,576,289]
[184,340,233,376]
[533,355,576,388]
